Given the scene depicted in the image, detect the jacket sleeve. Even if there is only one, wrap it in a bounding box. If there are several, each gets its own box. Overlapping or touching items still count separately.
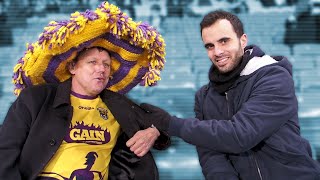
[169,66,298,153]
[124,96,171,150]
[0,94,32,179]
[194,90,239,179]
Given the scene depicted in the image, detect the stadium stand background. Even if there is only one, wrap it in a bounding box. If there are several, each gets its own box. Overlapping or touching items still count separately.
[0,0,320,179]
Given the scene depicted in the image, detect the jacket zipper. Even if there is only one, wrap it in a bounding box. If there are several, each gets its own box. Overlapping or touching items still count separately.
[253,154,263,180]
[225,92,230,116]
[226,88,262,180]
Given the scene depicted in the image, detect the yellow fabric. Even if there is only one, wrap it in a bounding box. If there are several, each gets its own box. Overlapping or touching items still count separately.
[13,2,166,96]
[39,95,120,180]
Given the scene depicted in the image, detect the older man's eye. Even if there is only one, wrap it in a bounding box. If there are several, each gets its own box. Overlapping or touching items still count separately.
[104,63,110,68]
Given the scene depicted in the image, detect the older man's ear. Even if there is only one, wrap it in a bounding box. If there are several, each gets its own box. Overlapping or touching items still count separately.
[66,61,76,74]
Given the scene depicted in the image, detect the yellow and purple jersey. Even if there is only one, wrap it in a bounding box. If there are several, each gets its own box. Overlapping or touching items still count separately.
[39,92,120,180]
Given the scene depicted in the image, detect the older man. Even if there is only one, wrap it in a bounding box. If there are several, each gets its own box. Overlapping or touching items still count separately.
[0,2,169,180]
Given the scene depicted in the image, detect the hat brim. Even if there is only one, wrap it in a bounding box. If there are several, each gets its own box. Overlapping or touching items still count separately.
[13,2,166,95]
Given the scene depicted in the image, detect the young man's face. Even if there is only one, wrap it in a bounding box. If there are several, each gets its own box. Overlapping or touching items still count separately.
[70,48,111,96]
[202,19,247,74]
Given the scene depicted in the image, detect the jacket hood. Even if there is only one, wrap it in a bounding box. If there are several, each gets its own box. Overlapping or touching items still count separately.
[240,48,293,77]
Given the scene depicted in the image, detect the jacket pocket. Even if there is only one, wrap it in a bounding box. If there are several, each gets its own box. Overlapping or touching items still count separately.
[266,145,311,166]
[229,152,264,180]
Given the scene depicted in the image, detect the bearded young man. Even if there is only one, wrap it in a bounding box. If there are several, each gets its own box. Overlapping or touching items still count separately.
[129,10,320,179]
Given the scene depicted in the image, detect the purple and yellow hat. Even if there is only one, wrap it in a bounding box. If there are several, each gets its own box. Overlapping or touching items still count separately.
[12,1,166,96]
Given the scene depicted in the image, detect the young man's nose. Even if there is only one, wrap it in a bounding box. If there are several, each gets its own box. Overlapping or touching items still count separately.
[214,46,224,56]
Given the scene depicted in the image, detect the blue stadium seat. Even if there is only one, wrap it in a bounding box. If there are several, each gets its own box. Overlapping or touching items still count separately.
[290,55,316,72]
[293,44,320,56]
[145,87,196,118]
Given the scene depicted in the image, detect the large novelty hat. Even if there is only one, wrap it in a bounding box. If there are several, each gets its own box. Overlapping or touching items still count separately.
[13,1,165,95]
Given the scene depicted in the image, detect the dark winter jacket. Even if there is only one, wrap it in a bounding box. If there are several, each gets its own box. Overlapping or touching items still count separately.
[168,49,320,179]
[0,79,170,180]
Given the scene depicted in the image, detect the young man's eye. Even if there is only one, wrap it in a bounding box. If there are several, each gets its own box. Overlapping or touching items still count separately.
[205,44,214,50]
[220,38,229,44]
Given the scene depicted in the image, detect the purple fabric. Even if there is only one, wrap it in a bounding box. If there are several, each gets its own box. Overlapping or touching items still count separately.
[101,33,143,54]
[107,54,134,86]
[43,40,93,83]
[80,10,99,21]
[39,20,70,44]
[21,71,32,87]
[27,44,34,52]
[71,91,98,99]
[116,66,148,94]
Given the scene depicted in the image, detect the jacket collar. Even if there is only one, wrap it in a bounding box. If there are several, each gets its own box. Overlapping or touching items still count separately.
[101,89,139,137]
[240,55,277,76]
[53,78,72,108]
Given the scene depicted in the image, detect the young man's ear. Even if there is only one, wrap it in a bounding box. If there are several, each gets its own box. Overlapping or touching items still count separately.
[240,34,248,49]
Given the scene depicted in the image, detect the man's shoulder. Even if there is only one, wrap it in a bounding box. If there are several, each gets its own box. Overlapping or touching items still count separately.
[195,83,211,98]
[198,83,210,92]
[18,83,59,101]
[22,83,58,94]
[101,89,138,107]
[101,89,127,100]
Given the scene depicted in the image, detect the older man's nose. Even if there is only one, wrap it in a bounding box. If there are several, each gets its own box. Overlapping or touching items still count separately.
[96,63,106,71]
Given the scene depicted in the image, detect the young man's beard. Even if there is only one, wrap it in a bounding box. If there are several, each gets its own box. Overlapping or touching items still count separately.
[218,45,244,74]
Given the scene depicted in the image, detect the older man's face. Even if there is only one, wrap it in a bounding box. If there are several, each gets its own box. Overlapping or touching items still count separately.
[70,48,111,96]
